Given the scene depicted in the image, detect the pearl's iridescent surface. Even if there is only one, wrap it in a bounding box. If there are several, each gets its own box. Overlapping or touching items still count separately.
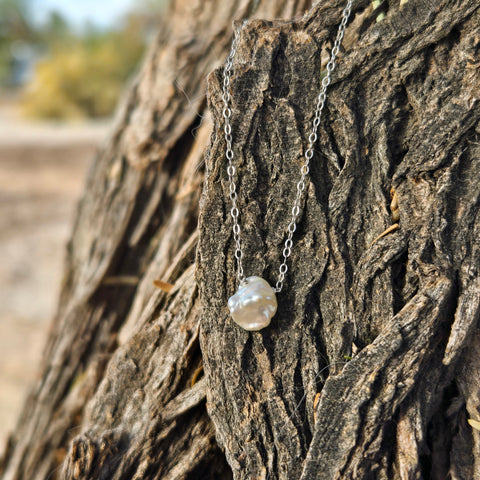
[228,276,277,331]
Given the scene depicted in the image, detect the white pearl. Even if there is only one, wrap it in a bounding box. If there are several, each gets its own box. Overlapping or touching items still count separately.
[228,276,277,331]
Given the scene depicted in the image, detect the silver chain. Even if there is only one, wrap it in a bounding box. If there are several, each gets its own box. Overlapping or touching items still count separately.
[222,1,353,293]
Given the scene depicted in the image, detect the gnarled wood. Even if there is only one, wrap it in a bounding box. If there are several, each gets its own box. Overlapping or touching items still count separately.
[197,0,480,479]
[1,0,480,479]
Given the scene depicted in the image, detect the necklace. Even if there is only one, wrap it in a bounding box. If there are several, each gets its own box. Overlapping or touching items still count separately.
[223,1,353,331]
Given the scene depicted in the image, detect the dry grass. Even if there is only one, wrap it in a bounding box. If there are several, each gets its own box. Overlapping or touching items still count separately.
[0,100,110,453]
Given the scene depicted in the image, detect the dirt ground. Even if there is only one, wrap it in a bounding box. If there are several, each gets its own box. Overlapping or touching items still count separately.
[0,101,110,454]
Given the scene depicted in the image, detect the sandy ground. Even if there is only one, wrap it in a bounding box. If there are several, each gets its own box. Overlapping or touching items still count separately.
[0,101,110,454]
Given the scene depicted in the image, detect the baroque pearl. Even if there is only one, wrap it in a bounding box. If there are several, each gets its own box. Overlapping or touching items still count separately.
[228,276,277,331]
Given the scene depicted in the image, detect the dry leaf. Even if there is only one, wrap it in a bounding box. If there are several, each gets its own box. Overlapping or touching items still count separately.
[153,279,174,292]
[468,418,480,431]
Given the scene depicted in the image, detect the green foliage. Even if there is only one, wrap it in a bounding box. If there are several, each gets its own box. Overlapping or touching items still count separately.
[22,18,145,119]
[0,0,164,118]
[0,0,35,84]
[0,0,33,39]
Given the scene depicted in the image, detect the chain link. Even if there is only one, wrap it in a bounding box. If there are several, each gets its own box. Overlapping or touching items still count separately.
[222,1,353,292]
[223,26,245,283]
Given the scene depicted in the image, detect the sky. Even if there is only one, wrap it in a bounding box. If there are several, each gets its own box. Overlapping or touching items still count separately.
[31,0,137,29]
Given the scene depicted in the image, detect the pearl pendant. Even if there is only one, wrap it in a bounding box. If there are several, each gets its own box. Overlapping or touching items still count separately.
[228,276,277,331]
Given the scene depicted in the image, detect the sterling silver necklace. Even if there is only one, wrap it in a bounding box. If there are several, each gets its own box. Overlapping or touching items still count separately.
[223,1,353,331]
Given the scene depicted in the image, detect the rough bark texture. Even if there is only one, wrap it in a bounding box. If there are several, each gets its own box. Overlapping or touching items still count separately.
[1,0,480,479]
[198,1,480,478]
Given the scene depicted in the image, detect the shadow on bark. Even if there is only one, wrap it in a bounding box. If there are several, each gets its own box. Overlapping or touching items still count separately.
[1,0,480,479]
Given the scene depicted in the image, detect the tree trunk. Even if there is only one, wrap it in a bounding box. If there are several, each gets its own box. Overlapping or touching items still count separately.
[2,0,480,479]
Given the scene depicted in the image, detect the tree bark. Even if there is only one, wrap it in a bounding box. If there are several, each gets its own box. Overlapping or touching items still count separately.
[2,0,480,479]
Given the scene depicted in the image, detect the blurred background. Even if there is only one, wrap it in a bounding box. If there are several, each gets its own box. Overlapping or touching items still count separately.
[0,0,167,453]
